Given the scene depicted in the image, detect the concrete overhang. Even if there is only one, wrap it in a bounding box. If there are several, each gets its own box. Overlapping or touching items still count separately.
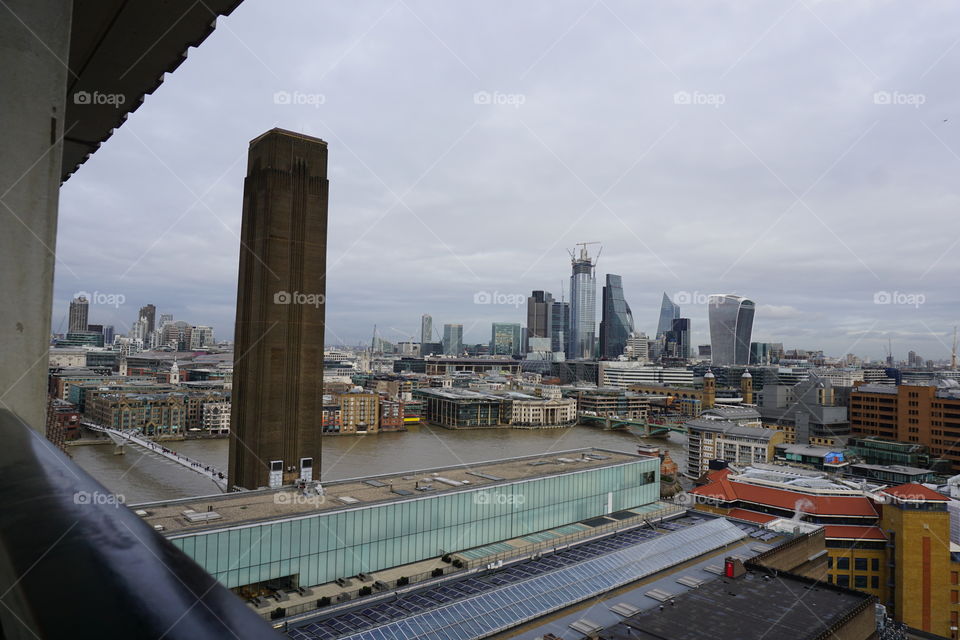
[62,0,243,183]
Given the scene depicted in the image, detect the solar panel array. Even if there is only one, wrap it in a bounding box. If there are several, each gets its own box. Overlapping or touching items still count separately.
[289,518,746,640]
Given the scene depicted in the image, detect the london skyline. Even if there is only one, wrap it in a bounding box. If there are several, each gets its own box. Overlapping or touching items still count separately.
[51,0,960,359]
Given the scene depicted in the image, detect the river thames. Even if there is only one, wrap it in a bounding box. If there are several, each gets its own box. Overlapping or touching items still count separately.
[70,425,688,504]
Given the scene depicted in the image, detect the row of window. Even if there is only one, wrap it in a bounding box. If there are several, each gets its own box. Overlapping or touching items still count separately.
[828,556,880,571]
[827,573,880,590]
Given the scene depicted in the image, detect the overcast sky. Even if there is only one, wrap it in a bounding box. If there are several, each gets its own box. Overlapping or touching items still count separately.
[55,0,960,360]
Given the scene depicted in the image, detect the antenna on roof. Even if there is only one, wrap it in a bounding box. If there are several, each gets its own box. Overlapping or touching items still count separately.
[952,326,957,370]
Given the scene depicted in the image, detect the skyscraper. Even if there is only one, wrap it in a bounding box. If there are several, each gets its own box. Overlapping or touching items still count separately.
[551,301,569,356]
[599,274,634,358]
[490,322,522,355]
[526,291,553,344]
[708,294,755,365]
[138,304,156,335]
[568,245,597,359]
[655,292,679,339]
[68,295,88,333]
[420,314,432,345]
[229,129,328,491]
[668,317,691,360]
[443,324,463,355]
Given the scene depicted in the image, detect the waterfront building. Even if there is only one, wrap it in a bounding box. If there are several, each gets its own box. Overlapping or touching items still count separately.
[599,274,634,359]
[338,389,380,434]
[230,129,328,490]
[684,418,783,477]
[599,361,693,390]
[201,401,231,435]
[413,388,507,428]
[708,294,755,365]
[568,245,597,359]
[568,388,650,421]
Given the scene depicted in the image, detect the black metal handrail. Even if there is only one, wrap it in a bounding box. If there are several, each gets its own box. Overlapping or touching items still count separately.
[0,409,278,639]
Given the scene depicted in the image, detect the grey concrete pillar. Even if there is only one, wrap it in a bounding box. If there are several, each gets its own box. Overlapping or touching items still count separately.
[0,1,72,431]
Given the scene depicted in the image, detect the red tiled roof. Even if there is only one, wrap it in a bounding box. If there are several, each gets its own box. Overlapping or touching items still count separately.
[880,483,948,502]
[690,475,879,518]
[823,525,886,541]
[726,508,778,524]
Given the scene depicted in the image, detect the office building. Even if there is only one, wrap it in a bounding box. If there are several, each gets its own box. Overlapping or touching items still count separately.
[419,314,432,345]
[190,325,215,350]
[229,129,328,491]
[666,317,690,360]
[489,322,522,356]
[684,418,783,477]
[850,382,960,471]
[750,341,783,365]
[526,290,553,344]
[760,374,850,446]
[599,362,693,389]
[568,245,597,359]
[68,295,89,333]
[442,323,462,355]
[655,292,679,338]
[101,324,114,345]
[138,303,156,334]
[599,274,634,358]
[623,331,649,361]
[708,294,755,365]
[551,299,569,356]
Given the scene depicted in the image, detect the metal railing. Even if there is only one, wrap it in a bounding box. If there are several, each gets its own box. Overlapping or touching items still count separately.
[0,409,278,639]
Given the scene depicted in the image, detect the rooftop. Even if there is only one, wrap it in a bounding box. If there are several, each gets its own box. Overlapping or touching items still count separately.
[600,568,873,640]
[136,448,643,535]
[685,419,778,439]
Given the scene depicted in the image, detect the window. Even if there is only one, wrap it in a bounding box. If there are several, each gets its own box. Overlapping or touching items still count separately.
[827,557,833,569]
[855,575,867,589]
[871,576,879,589]
[837,575,850,587]
[854,558,867,571]
[837,557,850,570]
[873,558,880,572]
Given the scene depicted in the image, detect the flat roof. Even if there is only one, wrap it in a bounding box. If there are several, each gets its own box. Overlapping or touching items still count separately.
[601,568,872,639]
[685,419,778,439]
[136,448,645,535]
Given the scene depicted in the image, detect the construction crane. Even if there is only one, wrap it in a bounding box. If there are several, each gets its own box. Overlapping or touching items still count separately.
[567,242,602,265]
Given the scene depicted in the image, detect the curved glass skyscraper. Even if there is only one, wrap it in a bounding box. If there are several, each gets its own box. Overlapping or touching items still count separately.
[707,294,755,365]
[656,292,679,339]
[599,274,634,358]
[568,245,597,359]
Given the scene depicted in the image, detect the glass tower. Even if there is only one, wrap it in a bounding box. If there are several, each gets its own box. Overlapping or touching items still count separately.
[420,314,432,345]
[443,324,463,355]
[551,301,569,356]
[568,246,597,359]
[708,294,755,365]
[656,292,679,339]
[599,274,634,358]
[490,322,522,355]
[526,291,553,344]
